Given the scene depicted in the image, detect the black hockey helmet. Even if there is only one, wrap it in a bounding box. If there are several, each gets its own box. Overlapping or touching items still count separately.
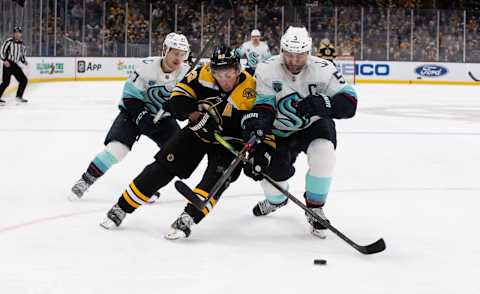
[13,26,23,33]
[210,45,240,71]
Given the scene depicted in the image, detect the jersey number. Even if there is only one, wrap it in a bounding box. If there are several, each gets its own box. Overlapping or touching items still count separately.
[333,70,346,84]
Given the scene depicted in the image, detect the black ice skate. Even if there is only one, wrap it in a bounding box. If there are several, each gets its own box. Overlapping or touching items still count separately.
[70,174,95,200]
[252,198,288,216]
[100,204,127,229]
[305,207,329,239]
[164,212,194,240]
[15,97,28,103]
[0,98,6,106]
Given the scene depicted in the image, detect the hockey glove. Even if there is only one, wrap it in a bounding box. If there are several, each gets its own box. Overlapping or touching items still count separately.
[189,112,222,143]
[241,106,275,142]
[296,94,333,119]
[135,110,157,137]
[244,140,274,181]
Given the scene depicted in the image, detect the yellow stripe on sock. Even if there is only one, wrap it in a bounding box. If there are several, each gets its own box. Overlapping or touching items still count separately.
[130,182,150,202]
[122,191,140,209]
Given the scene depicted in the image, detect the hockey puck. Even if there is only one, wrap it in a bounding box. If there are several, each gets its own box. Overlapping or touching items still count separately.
[313,259,327,265]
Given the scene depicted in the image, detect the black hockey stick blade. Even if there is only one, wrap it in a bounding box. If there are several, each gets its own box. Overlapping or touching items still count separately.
[175,180,205,210]
[360,238,386,254]
[468,71,480,82]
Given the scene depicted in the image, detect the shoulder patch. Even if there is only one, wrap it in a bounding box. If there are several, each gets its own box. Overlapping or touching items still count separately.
[272,81,283,93]
[242,87,256,99]
[186,69,198,83]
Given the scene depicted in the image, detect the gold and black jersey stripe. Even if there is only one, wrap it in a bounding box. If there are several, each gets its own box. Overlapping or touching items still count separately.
[169,64,257,138]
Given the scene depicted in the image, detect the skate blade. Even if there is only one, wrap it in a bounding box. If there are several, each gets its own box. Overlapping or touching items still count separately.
[164,229,187,240]
[68,192,82,201]
[99,218,117,230]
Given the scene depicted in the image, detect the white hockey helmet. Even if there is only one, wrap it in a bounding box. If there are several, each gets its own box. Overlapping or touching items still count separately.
[251,29,261,37]
[162,32,190,59]
[280,26,312,54]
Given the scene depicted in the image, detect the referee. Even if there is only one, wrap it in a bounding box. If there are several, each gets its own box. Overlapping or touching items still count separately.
[0,26,28,105]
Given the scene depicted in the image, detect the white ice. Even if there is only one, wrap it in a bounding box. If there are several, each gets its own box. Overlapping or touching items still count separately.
[1,81,479,294]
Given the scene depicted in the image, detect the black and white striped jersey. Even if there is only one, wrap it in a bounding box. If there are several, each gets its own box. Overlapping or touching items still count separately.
[0,37,27,64]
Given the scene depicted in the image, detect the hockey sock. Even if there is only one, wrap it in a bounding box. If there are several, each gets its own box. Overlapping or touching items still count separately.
[183,187,218,223]
[260,179,289,204]
[84,142,129,183]
[305,138,335,207]
[117,160,175,213]
[118,181,155,213]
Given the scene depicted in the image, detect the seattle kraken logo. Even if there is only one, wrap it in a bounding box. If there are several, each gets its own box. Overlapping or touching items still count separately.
[146,85,171,114]
[248,51,258,66]
[277,93,309,129]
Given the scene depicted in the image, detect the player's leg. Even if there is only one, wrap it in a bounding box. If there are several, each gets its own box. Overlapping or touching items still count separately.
[0,65,13,105]
[144,116,180,147]
[70,111,137,199]
[100,129,208,229]
[166,145,241,239]
[300,119,337,238]
[12,63,28,103]
[252,138,298,216]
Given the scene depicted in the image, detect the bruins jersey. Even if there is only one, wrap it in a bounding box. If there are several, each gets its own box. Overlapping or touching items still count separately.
[168,64,257,139]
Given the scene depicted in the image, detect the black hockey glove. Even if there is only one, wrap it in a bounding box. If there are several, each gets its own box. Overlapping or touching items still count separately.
[135,110,157,137]
[189,112,222,143]
[244,140,275,181]
[296,94,333,119]
[241,106,275,142]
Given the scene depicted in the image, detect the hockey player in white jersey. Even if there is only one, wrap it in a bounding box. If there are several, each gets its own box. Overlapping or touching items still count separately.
[241,27,358,238]
[70,32,190,199]
[237,29,271,75]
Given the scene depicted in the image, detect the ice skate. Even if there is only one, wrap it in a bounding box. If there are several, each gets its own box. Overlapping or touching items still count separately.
[306,207,329,239]
[164,212,194,240]
[252,198,288,216]
[100,204,127,229]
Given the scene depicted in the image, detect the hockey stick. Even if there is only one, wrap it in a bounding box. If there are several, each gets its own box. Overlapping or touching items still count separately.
[468,71,480,82]
[174,134,257,211]
[215,134,386,255]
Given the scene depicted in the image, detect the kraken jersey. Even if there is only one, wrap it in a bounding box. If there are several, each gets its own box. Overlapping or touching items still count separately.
[119,57,190,117]
[255,55,357,137]
[237,41,271,70]
[169,64,257,138]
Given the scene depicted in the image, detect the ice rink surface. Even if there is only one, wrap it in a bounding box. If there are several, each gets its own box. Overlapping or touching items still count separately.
[1,81,479,294]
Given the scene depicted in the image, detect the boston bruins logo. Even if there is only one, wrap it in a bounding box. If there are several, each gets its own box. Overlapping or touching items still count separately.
[242,87,256,99]
[197,97,224,125]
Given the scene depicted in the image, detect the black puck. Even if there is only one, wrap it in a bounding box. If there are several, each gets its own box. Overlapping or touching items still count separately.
[313,259,327,265]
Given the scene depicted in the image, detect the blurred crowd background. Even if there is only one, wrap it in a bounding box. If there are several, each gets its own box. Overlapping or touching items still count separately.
[1,0,479,62]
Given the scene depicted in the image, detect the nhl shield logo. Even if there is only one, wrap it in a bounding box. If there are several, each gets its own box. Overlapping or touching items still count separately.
[272,80,283,93]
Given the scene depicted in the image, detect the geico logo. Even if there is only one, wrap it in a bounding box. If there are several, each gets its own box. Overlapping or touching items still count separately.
[356,64,390,76]
[338,63,390,76]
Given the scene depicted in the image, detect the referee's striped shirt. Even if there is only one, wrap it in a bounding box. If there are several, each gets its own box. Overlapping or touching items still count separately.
[0,37,27,64]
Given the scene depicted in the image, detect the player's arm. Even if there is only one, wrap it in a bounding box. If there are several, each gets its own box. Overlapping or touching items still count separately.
[241,64,276,138]
[263,44,272,60]
[166,67,200,121]
[235,44,245,58]
[297,62,357,120]
[323,63,357,119]
[168,66,221,142]
[120,66,158,135]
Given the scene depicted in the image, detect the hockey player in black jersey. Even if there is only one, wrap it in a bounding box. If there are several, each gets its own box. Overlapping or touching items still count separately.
[100,46,272,240]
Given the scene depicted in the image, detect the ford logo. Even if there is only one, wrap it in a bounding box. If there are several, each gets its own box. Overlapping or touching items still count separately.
[415,65,448,77]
